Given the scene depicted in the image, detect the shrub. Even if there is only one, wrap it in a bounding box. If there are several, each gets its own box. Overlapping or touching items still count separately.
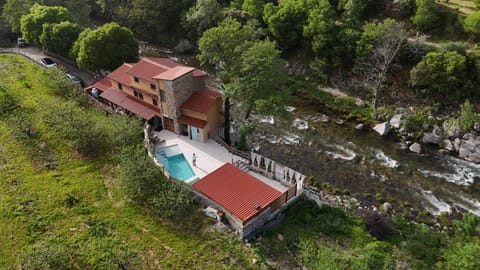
[119,145,193,218]
[411,0,440,32]
[459,100,479,131]
[464,12,480,39]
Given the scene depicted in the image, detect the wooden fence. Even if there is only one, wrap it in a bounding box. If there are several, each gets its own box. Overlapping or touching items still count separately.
[212,136,250,160]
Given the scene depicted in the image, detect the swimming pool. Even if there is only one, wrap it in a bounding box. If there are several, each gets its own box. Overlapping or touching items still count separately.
[155,145,196,182]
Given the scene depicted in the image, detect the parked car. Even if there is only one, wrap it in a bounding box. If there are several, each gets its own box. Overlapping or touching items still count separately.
[40,57,57,68]
[17,37,26,48]
[66,73,83,87]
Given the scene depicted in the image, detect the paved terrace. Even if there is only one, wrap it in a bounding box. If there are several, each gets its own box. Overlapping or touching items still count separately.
[152,130,288,192]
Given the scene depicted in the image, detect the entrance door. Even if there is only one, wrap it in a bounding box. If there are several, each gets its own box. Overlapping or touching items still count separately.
[163,117,175,132]
[191,126,199,141]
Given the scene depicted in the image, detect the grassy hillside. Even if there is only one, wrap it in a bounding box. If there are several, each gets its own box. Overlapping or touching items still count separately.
[0,54,261,269]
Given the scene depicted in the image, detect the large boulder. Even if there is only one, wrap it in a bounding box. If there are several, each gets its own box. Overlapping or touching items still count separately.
[459,134,480,163]
[409,143,422,154]
[373,122,390,136]
[422,132,441,144]
[389,114,403,129]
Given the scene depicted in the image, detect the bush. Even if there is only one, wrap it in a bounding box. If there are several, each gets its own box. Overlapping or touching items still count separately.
[411,0,440,32]
[459,100,479,131]
[463,12,480,39]
[350,241,394,270]
[41,101,108,157]
[440,241,480,270]
[119,145,193,217]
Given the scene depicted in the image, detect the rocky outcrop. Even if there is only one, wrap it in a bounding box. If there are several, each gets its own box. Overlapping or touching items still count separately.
[373,122,390,136]
[459,134,480,163]
[475,122,480,132]
[390,114,403,129]
[409,143,422,154]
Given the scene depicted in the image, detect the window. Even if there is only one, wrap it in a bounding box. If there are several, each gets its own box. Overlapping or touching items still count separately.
[150,83,156,90]
[160,90,165,101]
[118,83,123,90]
[134,90,143,100]
[134,77,139,83]
[152,99,158,106]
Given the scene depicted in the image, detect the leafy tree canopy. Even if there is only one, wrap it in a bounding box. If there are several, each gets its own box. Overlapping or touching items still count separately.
[40,21,81,57]
[303,0,337,61]
[263,0,309,49]
[198,18,257,83]
[20,4,72,45]
[228,39,288,118]
[463,11,480,39]
[182,0,223,41]
[72,22,138,71]
[409,51,479,100]
[411,0,440,32]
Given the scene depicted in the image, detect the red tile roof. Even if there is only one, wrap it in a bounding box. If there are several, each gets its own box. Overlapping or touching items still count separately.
[181,88,222,114]
[126,58,180,83]
[177,115,207,128]
[100,88,160,120]
[193,163,282,223]
[193,69,207,77]
[89,77,112,92]
[153,66,195,81]
[107,63,133,86]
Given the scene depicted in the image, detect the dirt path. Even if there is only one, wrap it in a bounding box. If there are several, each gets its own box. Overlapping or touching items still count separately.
[320,86,349,97]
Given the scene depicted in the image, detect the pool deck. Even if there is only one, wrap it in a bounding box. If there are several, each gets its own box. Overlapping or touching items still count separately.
[152,130,288,192]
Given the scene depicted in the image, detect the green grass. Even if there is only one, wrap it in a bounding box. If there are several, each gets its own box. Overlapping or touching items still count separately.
[0,54,262,269]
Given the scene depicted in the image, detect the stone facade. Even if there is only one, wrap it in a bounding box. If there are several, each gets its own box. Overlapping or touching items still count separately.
[158,73,206,133]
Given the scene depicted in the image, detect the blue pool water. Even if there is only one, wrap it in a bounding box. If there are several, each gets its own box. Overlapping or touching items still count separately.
[155,145,196,182]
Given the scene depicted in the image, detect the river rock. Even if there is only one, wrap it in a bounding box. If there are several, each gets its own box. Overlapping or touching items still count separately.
[390,114,403,129]
[454,138,461,152]
[409,143,422,154]
[475,122,480,132]
[382,202,392,213]
[443,120,461,138]
[459,135,480,163]
[355,98,365,107]
[443,139,454,152]
[355,123,364,130]
[422,133,441,144]
[373,122,390,136]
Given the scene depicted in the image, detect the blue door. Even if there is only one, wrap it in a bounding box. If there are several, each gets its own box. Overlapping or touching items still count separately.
[191,126,199,141]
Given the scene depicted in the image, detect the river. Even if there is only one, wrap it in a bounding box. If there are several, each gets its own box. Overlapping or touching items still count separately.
[247,100,480,216]
[140,46,480,217]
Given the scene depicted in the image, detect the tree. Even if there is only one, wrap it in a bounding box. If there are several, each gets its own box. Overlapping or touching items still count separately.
[464,12,480,39]
[20,4,72,45]
[40,21,81,57]
[354,19,407,119]
[228,39,288,120]
[72,22,138,71]
[409,51,474,100]
[441,241,480,270]
[2,0,34,32]
[474,0,480,9]
[242,0,268,19]
[198,18,257,144]
[303,0,337,63]
[120,145,193,217]
[263,0,308,49]
[182,0,223,41]
[411,0,440,32]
